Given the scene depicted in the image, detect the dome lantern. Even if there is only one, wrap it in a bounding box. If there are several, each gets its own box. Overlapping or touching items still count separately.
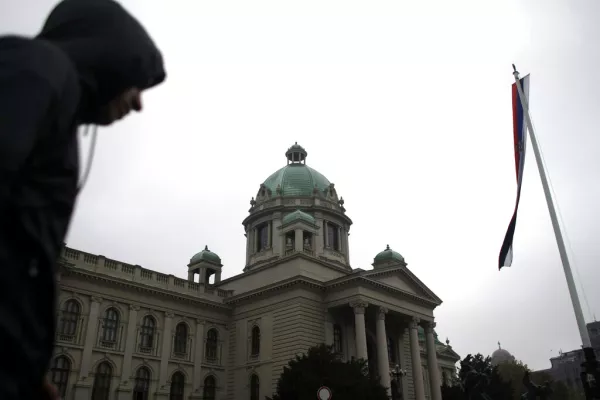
[285,142,307,165]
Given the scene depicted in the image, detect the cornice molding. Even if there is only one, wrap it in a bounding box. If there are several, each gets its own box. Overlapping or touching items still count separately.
[325,275,440,307]
[61,267,231,312]
[362,267,443,305]
[228,251,351,283]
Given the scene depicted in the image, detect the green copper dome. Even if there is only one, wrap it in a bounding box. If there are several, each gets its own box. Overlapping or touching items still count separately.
[374,245,405,264]
[282,210,316,226]
[262,143,331,197]
[190,246,221,265]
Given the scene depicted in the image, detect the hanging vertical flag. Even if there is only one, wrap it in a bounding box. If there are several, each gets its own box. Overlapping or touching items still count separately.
[499,74,530,269]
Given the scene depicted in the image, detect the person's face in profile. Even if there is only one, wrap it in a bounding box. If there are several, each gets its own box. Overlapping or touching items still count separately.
[95,87,142,126]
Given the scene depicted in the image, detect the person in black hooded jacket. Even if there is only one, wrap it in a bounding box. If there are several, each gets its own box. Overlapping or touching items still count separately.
[0,0,166,398]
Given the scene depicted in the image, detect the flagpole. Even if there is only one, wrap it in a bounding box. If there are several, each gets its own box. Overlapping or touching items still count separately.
[511,64,591,349]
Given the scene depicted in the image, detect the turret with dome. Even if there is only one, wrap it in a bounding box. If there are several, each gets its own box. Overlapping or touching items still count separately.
[242,143,352,272]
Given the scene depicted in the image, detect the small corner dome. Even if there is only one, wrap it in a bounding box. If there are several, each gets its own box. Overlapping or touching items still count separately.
[282,209,315,226]
[190,245,221,265]
[491,344,515,366]
[374,245,405,264]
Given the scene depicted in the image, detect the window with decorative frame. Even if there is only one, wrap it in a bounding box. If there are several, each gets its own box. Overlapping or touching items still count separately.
[58,299,80,337]
[203,375,216,400]
[102,308,119,343]
[174,322,188,355]
[91,361,112,400]
[205,328,219,361]
[50,356,71,398]
[139,316,156,352]
[250,325,260,357]
[133,366,150,400]
[169,371,185,400]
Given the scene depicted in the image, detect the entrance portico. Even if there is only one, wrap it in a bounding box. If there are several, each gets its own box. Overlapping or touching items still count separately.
[323,259,447,400]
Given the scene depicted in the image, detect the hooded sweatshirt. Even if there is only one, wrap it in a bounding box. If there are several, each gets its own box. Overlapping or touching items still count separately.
[0,1,165,398]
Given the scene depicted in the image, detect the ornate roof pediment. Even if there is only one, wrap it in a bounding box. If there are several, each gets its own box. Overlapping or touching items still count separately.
[326,266,442,307]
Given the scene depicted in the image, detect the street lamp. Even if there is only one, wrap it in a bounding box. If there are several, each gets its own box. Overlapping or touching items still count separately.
[390,364,406,381]
[389,365,406,400]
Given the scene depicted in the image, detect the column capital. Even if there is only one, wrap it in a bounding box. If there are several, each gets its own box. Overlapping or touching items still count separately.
[165,311,175,319]
[408,316,420,329]
[424,321,436,333]
[196,318,205,325]
[350,301,368,314]
[376,307,388,320]
[129,304,140,311]
[91,296,103,304]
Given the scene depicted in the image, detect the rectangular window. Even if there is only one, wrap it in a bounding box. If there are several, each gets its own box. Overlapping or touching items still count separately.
[326,223,340,251]
[257,224,269,252]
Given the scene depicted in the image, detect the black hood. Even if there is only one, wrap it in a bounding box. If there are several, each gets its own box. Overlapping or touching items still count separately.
[37,0,166,121]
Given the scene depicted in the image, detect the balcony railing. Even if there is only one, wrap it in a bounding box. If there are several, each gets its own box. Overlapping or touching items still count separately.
[55,313,86,346]
[94,321,127,352]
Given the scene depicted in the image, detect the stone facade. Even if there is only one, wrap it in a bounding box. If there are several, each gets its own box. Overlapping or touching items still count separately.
[50,144,459,400]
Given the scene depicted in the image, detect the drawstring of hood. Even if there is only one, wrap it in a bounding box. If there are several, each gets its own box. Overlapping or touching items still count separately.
[77,124,98,193]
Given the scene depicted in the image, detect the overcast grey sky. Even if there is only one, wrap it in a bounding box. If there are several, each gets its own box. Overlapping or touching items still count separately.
[3,0,599,371]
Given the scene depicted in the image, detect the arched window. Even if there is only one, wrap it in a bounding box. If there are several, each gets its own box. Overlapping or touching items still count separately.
[333,324,342,353]
[250,374,260,400]
[205,329,218,361]
[169,371,185,400]
[50,356,71,398]
[102,308,119,342]
[250,326,260,356]
[139,315,156,351]
[58,299,80,337]
[91,361,112,400]
[203,376,216,400]
[387,336,396,363]
[174,323,188,354]
[133,367,150,400]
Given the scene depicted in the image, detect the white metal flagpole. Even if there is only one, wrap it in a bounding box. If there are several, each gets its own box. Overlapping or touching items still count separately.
[512,64,592,349]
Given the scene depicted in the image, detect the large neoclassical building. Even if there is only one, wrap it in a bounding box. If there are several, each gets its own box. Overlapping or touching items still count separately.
[52,144,460,400]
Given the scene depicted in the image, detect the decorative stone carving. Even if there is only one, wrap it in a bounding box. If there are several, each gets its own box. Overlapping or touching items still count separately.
[165,311,175,318]
[350,301,368,314]
[424,321,436,334]
[377,307,388,320]
[91,296,103,304]
[129,304,140,311]
[409,317,420,329]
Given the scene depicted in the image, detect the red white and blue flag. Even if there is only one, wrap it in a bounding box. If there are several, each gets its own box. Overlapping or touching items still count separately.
[499,74,530,269]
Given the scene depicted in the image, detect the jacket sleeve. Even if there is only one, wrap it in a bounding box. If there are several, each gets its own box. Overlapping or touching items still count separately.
[0,72,56,205]
[0,71,55,197]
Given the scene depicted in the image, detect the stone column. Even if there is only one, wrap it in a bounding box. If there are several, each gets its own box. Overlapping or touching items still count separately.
[375,307,391,396]
[324,221,329,247]
[252,228,257,254]
[344,228,350,262]
[409,317,426,400]
[324,312,334,346]
[337,227,342,251]
[187,271,194,281]
[192,319,205,394]
[425,322,443,400]
[158,311,174,388]
[267,221,272,248]
[294,229,303,252]
[120,305,139,384]
[215,271,222,283]
[350,301,368,361]
[80,296,102,378]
